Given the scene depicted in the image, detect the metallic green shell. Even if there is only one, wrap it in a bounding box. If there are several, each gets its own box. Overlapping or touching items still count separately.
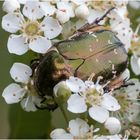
[56,30,128,81]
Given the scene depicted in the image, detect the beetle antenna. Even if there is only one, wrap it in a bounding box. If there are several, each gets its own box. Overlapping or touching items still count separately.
[94,7,115,25]
[78,7,115,32]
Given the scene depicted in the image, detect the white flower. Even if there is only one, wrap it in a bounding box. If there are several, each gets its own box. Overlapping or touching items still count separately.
[113,79,140,124]
[2,63,39,112]
[2,1,62,55]
[66,76,120,123]
[50,118,99,139]
[75,4,89,19]
[110,17,133,51]
[104,117,121,135]
[56,1,75,23]
[3,0,20,13]
[131,55,140,75]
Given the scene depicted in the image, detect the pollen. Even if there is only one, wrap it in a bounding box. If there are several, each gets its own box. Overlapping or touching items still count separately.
[85,88,102,106]
[25,22,39,36]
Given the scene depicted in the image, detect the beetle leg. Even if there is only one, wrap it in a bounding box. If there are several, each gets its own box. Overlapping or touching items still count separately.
[30,59,40,77]
[34,97,58,111]
[34,103,58,111]
[78,7,115,32]
[114,82,134,90]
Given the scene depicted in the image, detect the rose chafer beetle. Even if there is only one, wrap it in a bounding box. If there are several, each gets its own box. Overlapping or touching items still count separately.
[33,8,128,110]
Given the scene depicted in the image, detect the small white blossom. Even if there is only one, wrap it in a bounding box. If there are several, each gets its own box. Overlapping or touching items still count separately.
[50,118,99,139]
[104,117,121,135]
[75,4,89,19]
[2,1,62,55]
[2,63,39,112]
[56,1,75,23]
[66,76,120,123]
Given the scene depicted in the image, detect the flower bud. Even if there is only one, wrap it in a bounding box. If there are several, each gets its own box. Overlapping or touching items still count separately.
[104,117,121,134]
[53,81,71,104]
[3,0,20,13]
[75,4,89,19]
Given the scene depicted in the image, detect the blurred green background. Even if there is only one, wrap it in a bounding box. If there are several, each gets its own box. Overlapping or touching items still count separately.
[0,1,140,139]
[0,2,52,138]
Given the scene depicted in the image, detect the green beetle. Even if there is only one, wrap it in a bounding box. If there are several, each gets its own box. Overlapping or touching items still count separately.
[33,8,128,109]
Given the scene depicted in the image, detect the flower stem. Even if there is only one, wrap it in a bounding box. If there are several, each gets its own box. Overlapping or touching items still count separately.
[59,104,69,125]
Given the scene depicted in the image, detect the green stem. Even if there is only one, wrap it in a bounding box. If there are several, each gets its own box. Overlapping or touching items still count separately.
[59,104,69,125]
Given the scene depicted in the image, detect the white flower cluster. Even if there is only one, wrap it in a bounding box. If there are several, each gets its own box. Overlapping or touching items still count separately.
[50,117,128,140]
[1,0,140,139]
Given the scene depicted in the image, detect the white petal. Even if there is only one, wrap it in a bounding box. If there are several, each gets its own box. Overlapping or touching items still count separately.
[50,129,66,139]
[96,135,121,140]
[131,55,140,75]
[40,2,56,16]
[101,94,120,111]
[108,7,127,20]
[71,0,86,5]
[10,62,32,84]
[127,104,140,122]
[2,83,26,104]
[3,0,20,13]
[66,76,86,93]
[29,36,51,54]
[67,94,87,113]
[8,35,28,55]
[2,13,24,33]
[110,18,132,51]
[129,1,140,9]
[23,1,44,20]
[104,117,121,135]
[88,106,109,123]
[18,0,27,4]
[69,118,89,137]
[41,17,62,39]
[126,78,140,97]
[50,129,73,139]
[57,1,75,18]
[20,96,37,112]
[56,9,70,24]
[75,4,89,19]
